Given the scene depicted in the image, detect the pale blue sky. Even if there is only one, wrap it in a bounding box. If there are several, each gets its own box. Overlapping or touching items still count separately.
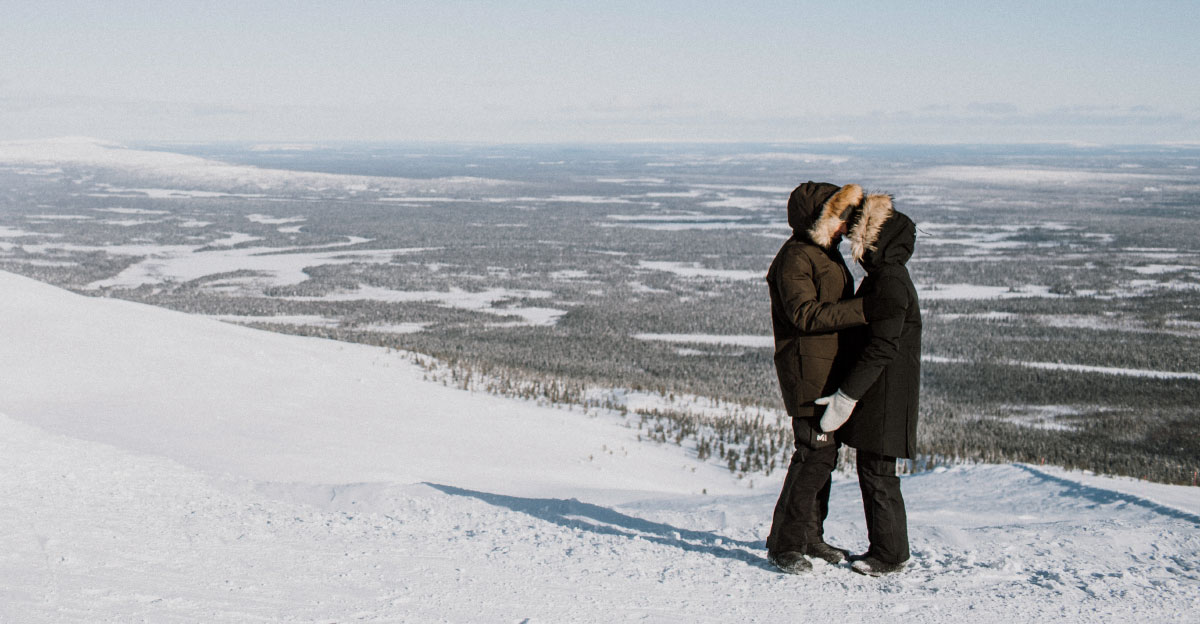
[2,0,1197,143]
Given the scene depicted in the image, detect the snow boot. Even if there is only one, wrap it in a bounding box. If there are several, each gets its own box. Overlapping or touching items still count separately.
[767,550,813,574]
[850,555,907,577]
[804,542,850,564]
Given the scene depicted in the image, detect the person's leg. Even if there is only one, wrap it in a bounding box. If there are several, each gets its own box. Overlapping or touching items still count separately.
[767,446,805,553]
[767,438,838,553]
[855,450,910,564]
[813,457,832,542]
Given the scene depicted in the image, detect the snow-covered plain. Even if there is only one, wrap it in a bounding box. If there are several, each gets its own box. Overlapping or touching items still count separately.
[285,285,567,327]
[918,165,1176,186]
[83,240,433,291]
[639,260,763,281]
[917,283,1060,300]
[634,333,775,348]
[923,355,1200,381]
[2,270,1198,622]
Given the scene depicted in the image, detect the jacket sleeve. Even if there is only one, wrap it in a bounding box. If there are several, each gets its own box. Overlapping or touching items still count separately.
[839,276,908,399]
[774,250,866,333]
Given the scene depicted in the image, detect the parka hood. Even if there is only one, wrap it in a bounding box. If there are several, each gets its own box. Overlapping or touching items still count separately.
[787,181,863,248]
[857,201,915,271]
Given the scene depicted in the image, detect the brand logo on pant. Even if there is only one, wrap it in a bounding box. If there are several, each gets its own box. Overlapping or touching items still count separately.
[816,434,828,442]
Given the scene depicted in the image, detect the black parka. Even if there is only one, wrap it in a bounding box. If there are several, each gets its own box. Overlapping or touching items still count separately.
[836,211,922,459]
[767,182,866,442]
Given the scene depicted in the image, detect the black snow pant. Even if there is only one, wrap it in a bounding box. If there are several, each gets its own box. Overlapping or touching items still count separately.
[856,450,910,564]
[765,432,837,554]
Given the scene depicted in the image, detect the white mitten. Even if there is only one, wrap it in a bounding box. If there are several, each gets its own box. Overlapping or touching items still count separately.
[815,390,857,432]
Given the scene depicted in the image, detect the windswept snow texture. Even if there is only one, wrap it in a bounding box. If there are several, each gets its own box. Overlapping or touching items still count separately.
[1,270,1198,622]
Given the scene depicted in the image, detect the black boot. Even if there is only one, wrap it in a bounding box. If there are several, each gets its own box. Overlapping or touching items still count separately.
[850,555,907,577]
[767,550,813,574]
[804,542,850,564]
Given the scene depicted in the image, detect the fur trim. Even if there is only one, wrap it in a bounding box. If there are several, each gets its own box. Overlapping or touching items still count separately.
[849,193,893,261]
[806,184,863,248]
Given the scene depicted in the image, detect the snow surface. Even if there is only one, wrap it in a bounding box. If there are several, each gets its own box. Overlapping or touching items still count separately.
[2,270,1198,622]
[285,285,566,327]
[0,226,41,238]
[639,261,763,281]
[607,214,749,222]
[603,220,774,231]
[210,314,343,328]
[701,196,778,210]
[246,214,307,225]
[604,211,786,231]
[923,355,1200,381]
[917,283,1059,300]
[918,165,1171,185]
[82,240,431,291]
[692,183,794,194]
[635,333,775,348]
[24,214,94,220]
[1131,264,1197,275]
[717,152,851,164]
[596,177,669,184]
[0,137,509,195]
[92,186,256,199]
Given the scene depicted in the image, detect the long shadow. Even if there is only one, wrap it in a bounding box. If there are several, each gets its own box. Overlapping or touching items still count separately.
[1014,464,1200,525]
[425,483,775,570]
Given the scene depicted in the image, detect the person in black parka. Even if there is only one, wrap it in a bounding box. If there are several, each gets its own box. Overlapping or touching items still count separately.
[814,193,922,576]
[763,181,871,574]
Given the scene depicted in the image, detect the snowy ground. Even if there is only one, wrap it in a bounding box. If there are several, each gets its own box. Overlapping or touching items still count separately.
[0,137,509,195]
[1,270,1198,622]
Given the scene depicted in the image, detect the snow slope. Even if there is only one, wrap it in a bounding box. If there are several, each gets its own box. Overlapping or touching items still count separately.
[0,137,508,194]
[1,270,1197,622]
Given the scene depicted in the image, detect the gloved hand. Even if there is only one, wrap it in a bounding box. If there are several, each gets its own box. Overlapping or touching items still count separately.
[815,390,857,432]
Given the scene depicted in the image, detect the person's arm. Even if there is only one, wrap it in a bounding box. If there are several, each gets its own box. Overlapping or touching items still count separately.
[815,276,909,432]
[775,251,865,333]
[839,276,909,399]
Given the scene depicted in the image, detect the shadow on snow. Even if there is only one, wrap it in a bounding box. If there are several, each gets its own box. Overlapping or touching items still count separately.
[425,482,774,570]
[1015,464,1200,526]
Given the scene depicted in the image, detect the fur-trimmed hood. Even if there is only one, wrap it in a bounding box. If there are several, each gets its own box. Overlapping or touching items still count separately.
[787,182,908,262]
[856,198,915,271]
[787,181,862,247]
[848,193,895,263]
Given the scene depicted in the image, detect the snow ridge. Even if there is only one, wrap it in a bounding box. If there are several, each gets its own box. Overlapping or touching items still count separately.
[0,137,512,194]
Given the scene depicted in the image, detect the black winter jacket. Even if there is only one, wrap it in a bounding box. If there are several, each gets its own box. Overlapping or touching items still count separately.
[767,182,866,445]
[837,210,922,459]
